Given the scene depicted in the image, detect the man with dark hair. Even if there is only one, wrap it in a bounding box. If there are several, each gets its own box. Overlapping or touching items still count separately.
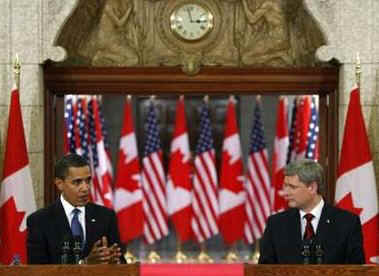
[259,159,365,264]
[27,153,122,264]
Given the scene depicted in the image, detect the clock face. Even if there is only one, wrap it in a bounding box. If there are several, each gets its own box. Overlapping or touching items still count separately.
[170,3,214,41]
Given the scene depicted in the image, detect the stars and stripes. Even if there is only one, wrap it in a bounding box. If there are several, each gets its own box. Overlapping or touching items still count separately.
[244,98,272,244]
[191,101,219,242]
[64,95,77,154]
[305,96,319,160]
[63,95,114,209]
[75,97,90,160]
[141,101,169,244]
[287,97,297,164]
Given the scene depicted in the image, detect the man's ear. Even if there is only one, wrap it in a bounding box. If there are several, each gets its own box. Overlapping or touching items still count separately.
[55,177,64,192]
[309,181,318,194]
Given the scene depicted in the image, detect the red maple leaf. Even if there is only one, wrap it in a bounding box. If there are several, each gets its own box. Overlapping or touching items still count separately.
[170,150,192,190]
[0,197,27,264]
[337,192,363,217]
[220,152,244,193]
[117,151,140,192]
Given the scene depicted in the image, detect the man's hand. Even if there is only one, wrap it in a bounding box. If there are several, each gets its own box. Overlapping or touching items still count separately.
[86,236,122,264]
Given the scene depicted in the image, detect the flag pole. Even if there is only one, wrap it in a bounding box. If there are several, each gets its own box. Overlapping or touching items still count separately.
[355,52,361,88]
[13,54,21,89]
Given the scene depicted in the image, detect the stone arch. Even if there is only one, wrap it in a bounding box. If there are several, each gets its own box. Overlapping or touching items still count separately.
[44,0,337,67]
[43,0,80,63]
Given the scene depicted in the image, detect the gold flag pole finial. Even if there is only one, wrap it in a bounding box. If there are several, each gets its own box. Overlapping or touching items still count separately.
[13,54,21,89]
[355,52,361,88]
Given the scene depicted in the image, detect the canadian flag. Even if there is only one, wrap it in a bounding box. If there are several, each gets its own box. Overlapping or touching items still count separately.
[88,97,113,209]
[0,86,36,264]
[167,96,193,242]
[114,97,143,243]
[219,96,245,245]
[335,85,379,264]
[272,96,289,213]
[294,96,311,160]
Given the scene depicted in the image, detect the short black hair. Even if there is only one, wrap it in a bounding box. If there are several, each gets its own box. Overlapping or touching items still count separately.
[55,153,89,180]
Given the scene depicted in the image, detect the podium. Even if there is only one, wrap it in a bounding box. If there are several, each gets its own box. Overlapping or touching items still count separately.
[1,264,378,276]
[0,264,139,276]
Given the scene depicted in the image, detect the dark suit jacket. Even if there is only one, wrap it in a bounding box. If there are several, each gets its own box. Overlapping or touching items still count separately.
[259,203,365,264]
[26,200,121,264]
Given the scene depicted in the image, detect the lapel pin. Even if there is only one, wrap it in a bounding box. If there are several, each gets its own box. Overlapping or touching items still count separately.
[91,218,96,222]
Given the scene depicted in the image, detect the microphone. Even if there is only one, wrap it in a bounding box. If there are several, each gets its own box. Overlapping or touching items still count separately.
[72,235,82,264]
[301,239,312,264]
[61,235,71,264]
[314,244,324,264]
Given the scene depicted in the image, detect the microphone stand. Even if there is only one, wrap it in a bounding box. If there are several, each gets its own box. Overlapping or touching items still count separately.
[61,240,71,264]
[314,244,324,264]
[301,239,312,264]
[73,236,82,264]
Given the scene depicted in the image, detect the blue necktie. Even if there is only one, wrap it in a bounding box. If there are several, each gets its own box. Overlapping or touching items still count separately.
[71,208,84,243]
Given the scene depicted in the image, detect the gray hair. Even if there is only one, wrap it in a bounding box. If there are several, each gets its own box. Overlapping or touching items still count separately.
[284,159,325,194]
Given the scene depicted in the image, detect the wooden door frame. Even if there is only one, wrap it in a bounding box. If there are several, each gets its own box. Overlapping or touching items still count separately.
[43,66,339,206]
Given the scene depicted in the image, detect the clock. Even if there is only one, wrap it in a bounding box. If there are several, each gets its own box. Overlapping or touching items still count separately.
[157,0,223,55]
[170,3,214,41]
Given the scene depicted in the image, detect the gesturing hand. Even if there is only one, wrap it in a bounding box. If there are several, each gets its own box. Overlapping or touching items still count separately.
[86,236,122,264]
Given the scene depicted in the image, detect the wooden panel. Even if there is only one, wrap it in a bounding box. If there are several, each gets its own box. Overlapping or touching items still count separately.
[0,264,139,276]
[245,264,379,276]
[44,67,338,93]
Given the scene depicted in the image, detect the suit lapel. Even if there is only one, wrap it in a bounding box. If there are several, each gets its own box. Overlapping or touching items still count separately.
[287,208,303,263]
[316,203,333,242]
[52,200,72,237]
[84,203,97,254]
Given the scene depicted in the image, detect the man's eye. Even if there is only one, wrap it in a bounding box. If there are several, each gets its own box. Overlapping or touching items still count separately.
[72,180,81,185]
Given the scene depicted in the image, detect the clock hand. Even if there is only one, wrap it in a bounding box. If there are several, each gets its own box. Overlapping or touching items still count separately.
[186,7,194,23]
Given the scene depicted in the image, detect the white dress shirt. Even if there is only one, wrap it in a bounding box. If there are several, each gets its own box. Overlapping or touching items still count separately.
[299,198,324,238]
[60,194,86,241]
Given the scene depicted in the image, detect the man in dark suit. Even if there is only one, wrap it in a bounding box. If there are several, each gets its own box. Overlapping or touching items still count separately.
[27,153,122,264]
[259,159,365,264]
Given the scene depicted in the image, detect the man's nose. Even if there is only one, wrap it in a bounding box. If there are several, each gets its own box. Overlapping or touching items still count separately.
[79,182,90,191]
[279,187,289,196]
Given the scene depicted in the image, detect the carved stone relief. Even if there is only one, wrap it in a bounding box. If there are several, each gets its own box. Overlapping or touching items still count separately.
[56,0,327,74]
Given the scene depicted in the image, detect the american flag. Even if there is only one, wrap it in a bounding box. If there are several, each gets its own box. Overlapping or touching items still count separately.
[191,102,219,242]
[98,98,114,178]
[244,99,272,244]
[287,97,297,164]
[63,95,113,208]
[141,101,168,244]
[305,96,319,160]
[75,97,89,161]
[64,95,77,153]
